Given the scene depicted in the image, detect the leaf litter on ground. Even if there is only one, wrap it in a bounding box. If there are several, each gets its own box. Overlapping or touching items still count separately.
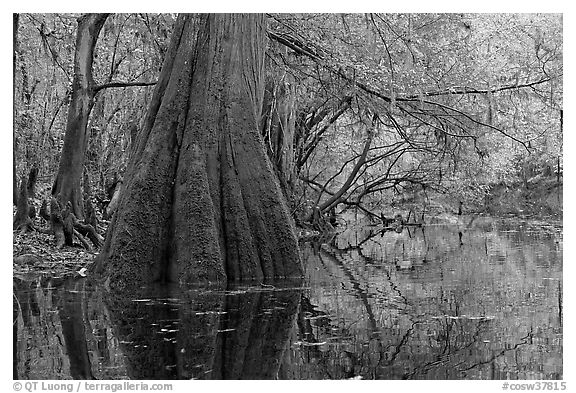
[13,226,97,280]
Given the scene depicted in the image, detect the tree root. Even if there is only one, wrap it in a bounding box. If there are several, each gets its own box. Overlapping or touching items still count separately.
[39,199,50,222]
[50,198,67,249]
[14,218,34,235]
[46,197,103,250]
[73,229,92,250]
[310,206,335,233]
[74,221,103,248]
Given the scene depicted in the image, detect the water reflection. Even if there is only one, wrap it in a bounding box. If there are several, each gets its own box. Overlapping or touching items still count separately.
[14,217,562,379]
[104,284,301,379]
[55,280,95,379]
[14,277,302,380]
[288,217,562,379]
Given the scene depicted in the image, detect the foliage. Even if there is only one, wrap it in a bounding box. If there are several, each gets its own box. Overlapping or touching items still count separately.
[14,13,174,192]
[266,13,562,216]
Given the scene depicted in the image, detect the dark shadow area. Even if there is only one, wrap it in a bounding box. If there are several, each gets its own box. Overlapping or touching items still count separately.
[104,282,302,379]
[53,279,95,379]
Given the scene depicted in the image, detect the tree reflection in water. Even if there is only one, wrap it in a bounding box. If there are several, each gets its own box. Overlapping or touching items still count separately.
[104,281,303,380]
[283,218,562,380]
[13,278,302,380]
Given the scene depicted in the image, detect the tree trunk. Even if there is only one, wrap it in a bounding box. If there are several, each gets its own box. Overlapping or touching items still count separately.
[26,165,38,198]
[13,14,19,206]
[51,14,109,219]
[93,14,303,291]
[13,175,32,232]
[50,198,66,249]
[103,181,121,220]
[261,77,297,197]
[83,171,98,230]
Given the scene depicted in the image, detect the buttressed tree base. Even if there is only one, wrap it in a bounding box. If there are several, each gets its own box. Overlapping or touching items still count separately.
[93,14,304,291]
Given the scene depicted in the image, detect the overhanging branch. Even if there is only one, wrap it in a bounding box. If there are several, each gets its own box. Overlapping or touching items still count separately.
[94,80,157,93]
[268,26,547,151]
[400,78,552,100]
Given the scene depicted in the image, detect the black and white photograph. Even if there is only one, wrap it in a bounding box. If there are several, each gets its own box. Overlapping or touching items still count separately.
[11,11,564,385]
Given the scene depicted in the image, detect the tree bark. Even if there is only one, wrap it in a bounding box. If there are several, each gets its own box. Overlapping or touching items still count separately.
[13,14,19,206]
[50,198,66,249]
[13,175,32,232]
[51,14,109,219]
[93,14,303,291]
[103,181,121,220]
[83,171,98,230]
[44,196,102,249]
[261,77,297,196]
[26,166,38,198]
[39,199,50,222]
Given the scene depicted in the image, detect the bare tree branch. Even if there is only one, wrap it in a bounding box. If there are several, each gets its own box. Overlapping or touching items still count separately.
[93,81,157,93]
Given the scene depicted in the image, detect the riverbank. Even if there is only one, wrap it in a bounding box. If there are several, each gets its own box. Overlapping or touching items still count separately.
[13,229,96,280]
[485,178,562,219]
[388,177,562,222]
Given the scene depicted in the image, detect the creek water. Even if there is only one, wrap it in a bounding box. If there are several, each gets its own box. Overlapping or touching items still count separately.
[13,215,562,380]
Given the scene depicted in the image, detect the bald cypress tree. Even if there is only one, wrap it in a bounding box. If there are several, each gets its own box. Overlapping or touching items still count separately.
[93,14,303,291]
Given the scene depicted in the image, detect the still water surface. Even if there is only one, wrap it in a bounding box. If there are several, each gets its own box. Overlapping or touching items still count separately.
[14,216,562,380]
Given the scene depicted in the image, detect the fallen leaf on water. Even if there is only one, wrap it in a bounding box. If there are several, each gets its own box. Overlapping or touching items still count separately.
[77,267,88,277]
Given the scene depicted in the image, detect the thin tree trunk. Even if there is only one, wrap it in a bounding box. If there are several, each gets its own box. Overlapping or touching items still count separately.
[52,13,109,219]
[13,14,19,206]
[261,77,297,196]
[103,181,121,220]
[26,166,38,198]
[83,171,98,229]
[94,14,303,291]
[296,96,352,170]
[13,175,32,232]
